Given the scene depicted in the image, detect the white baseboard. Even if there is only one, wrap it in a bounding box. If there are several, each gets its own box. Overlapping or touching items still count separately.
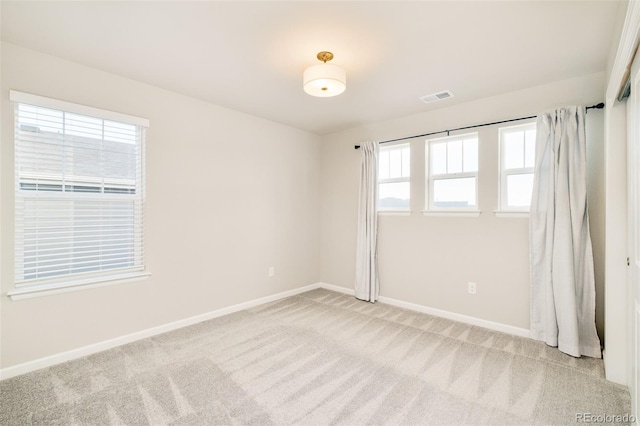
[316,282,530,338]
[318,282,530,338]
[319,282,355,296]
[1,281,530,380]
[0,283,321,380]
[377,295,530,338]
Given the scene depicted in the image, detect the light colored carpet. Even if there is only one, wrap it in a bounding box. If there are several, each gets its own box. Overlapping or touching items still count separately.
[0,288,631,425]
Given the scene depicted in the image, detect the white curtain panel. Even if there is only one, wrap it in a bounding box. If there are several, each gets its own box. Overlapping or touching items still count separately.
[529,106,601,358]
[355,141,379,302]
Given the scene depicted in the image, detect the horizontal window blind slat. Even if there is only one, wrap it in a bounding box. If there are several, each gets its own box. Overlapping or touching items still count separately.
[21,247,144,259]
[23,254,140,268]
[22,249,144,261]
[17,216,142,224]
[21,250,144,262]
[17,238,143,247]
[16,143,139,157]
[18,242,143,250]
[17,248,144,261]
[17,236,143,247]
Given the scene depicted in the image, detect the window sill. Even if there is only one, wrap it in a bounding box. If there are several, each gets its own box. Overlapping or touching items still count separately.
[8,271,151,301]
[422,210,481,218]
[494,211,529,218]
[378,210,412,216]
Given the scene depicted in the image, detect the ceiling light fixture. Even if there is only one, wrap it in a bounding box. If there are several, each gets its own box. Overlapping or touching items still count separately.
[303,51,346,97]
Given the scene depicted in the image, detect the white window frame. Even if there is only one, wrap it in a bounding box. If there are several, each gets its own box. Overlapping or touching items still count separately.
[378,142,411,213]
[424,132,480,216]
[8,91,150,300]
[497,122,536,216]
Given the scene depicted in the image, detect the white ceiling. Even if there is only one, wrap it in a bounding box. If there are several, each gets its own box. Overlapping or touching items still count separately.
[1,1,622,135]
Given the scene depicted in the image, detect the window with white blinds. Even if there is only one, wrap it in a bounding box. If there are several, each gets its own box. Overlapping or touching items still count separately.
[11,91,148,293]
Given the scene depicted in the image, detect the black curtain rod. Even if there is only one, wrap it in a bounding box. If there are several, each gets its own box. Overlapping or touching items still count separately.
[354,102,605,149]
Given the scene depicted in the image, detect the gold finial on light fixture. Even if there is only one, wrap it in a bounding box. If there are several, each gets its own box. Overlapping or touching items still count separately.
[303,51,346,97]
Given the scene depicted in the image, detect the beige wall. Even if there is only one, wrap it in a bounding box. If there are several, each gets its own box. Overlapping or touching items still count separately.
[0,43,322,368]
[320,72,606,333]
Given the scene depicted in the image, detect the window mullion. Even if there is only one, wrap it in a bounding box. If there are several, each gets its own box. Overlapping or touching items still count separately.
[505,167,534,176]
[461,141,465,173]
[379,176,410,184]
[445,142,449,174]
[431,171,475,180]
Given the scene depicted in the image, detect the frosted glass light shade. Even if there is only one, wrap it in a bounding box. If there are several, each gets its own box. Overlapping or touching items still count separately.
[303,63,346,97]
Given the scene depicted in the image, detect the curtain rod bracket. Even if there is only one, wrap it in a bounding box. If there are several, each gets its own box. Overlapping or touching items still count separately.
[586,102,605,113]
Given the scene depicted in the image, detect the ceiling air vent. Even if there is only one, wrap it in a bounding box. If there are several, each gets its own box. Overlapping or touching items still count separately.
[420,90,454,104]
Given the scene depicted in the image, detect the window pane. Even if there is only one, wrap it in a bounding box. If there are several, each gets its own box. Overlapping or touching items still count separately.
[104,120,137,145]
[431,142,447,175]
[401,146,410,177]
[504,131,524,169]
[447,140,463,173]
[524,129,536,168]
[507,173,534,207]
[463,138,478,172]
[378,150,390,179]
[379,182,410,210]
[65,113,103,140]
[18,104,63,133]
[389,149,401,178]
[433,177,476,208]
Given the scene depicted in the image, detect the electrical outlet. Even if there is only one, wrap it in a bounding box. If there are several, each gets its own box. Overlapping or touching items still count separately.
[268,267,275,277]
[468,282,477,295]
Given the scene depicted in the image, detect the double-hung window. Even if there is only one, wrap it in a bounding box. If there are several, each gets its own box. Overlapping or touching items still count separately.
[10,91,149,298]
[378,143,410,211]
[426,133,479,211]
[498,123,536,211]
